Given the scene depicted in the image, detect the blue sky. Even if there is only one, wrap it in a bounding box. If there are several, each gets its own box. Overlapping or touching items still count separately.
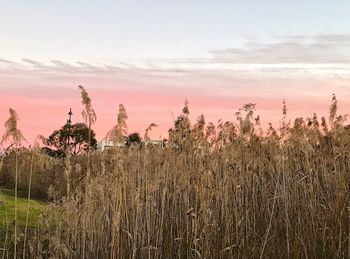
[1,1,350,62]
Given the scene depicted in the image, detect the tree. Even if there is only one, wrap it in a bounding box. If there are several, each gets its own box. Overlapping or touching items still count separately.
[126,132,142,146]
[47,123,97,156]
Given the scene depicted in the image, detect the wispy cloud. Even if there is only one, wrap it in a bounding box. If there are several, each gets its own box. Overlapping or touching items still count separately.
[2,33,350,77]
[22,59,47,68]
[0,58,16,64]
[209,33,350,64]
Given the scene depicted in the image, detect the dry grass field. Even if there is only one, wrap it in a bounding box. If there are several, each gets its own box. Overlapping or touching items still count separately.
[1,91,350,258]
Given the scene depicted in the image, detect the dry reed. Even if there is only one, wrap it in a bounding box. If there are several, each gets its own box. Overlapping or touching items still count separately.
[1,95,350,258]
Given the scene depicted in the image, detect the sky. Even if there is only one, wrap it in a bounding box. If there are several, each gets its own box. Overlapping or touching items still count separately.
[1,0,350,143]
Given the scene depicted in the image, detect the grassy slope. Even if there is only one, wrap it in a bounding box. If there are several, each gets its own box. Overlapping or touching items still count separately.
[0,188,46,229]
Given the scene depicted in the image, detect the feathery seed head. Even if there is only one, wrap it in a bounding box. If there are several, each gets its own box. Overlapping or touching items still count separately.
[1,108,25,146]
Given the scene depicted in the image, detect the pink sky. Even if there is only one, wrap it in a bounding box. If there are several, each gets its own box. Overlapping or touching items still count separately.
[2,3,350,145]
[1,60,350,144]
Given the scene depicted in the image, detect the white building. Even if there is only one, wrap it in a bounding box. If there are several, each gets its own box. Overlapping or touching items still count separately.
[97,139,165,151]
[97,139,125,151]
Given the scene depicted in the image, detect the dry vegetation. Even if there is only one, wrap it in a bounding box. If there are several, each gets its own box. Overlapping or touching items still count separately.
[1,89,350,258]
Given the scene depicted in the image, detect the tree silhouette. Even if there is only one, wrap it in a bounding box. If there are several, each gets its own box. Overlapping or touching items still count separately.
[47,123,97,156]
[126,132,142,146]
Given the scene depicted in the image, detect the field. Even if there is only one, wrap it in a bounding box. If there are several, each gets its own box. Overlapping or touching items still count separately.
[0,93,350,258]
[0,188,46,229]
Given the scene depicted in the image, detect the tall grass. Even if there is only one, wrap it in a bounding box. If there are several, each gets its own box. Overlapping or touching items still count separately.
[106,104,128,144]
[78,85,97,180]
[1,95,350,258]
[78,85,97,259]
[22,135,46,258]
[1,108,25,259]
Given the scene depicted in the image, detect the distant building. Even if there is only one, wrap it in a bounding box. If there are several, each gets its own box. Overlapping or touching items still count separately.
[97,138,165,151]
[97,139,125,151]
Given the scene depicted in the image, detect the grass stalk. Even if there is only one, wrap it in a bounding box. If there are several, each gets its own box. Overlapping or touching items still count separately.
[22,150,34,259]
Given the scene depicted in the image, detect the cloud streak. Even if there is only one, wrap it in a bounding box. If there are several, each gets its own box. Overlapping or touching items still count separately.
[3,33,350,78]
[209,33,350,64]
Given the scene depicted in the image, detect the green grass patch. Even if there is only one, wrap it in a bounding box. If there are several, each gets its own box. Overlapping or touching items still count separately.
[0,188,46,229]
